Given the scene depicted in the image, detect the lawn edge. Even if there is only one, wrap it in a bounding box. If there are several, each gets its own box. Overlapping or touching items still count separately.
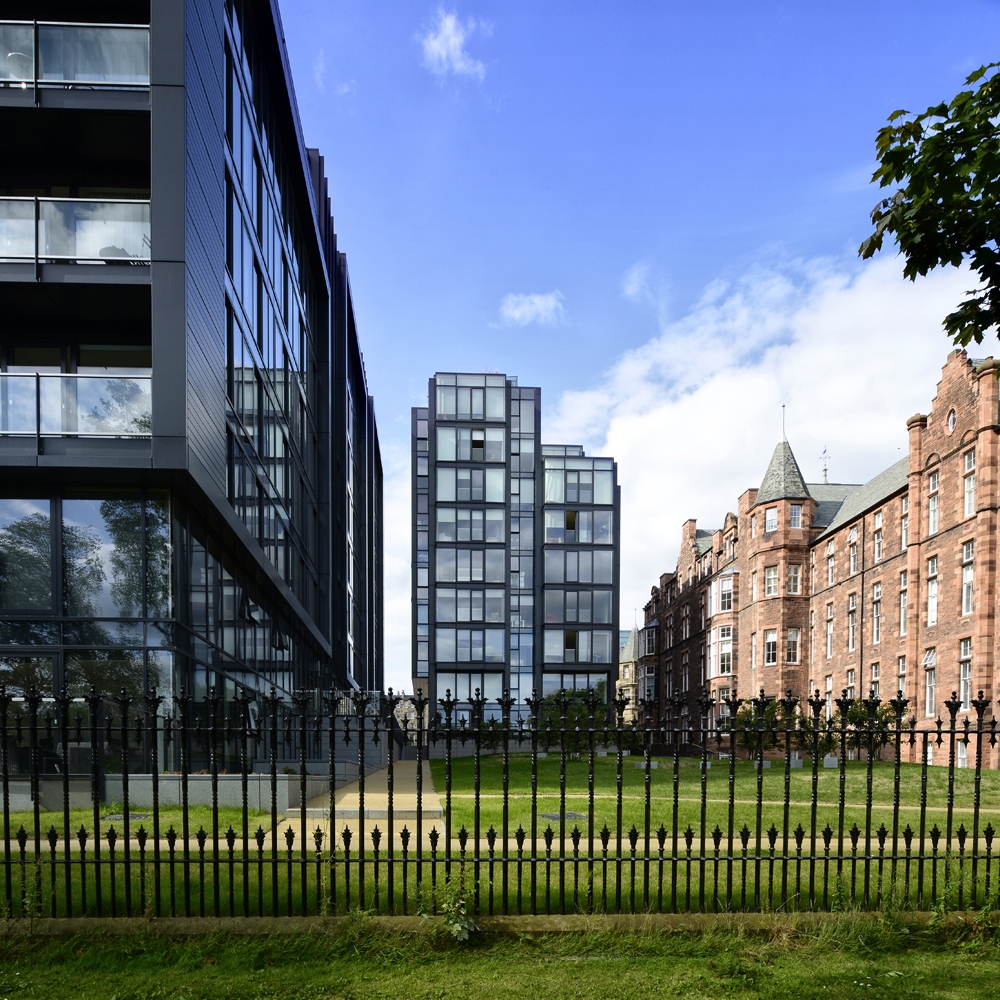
[0,910,993,938]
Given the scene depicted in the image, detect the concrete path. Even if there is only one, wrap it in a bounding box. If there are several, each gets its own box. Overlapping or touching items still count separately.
[276,760,445,851]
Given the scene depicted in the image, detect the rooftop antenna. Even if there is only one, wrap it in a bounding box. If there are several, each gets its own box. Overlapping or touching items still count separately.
[782,404,786,442]
[820,446,830,485]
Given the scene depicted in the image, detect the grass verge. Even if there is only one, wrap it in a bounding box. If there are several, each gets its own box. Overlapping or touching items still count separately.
[2,912,1000,998]
[429,755,1000,838]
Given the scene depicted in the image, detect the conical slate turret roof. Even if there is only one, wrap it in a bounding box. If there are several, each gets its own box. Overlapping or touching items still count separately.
[756,441,810,504]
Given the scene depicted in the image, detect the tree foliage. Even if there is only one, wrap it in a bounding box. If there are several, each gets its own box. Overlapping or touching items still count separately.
[860,63,1000,346]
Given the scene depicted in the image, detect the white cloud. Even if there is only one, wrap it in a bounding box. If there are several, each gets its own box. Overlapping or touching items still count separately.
[499,290,565,327]
[313,49,326,93]
[335,79,356,97]
[380,253,972,694]
[543,254,971,635]
[420,9,486,81]
[621,260,651,301]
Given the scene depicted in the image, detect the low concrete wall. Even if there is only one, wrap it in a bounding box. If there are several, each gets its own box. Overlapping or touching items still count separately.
[7,778,93,812]
[104,774,330,811]
[7,764,381,813]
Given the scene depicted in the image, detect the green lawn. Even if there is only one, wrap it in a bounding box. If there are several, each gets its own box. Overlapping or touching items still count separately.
[2,917,1000,998]
[428,755,1000,844]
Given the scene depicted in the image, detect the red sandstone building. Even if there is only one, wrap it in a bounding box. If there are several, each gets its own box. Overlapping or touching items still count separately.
[639,351,998,765]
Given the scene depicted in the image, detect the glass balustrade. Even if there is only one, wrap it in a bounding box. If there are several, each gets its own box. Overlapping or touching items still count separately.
[0,23,32,83]
[0,199,150,262]
[0,375,151,437]
[1,22,149,87]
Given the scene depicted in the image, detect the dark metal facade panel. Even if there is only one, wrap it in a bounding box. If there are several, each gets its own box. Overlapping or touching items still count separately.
[183,0,228,497]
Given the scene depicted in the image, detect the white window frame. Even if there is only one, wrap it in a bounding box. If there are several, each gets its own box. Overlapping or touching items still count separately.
[719,625,732,674]
[786,628,799,664]
[962,563,974,616]
[928,473,939,534]
[927,556,938,626]
[790,504,802,529]
[719,576,733,611]
[764,565,778,597]
[872,583,881,644]
[765,507,778,533]
[787,564,801,595]
[825,603,834,658]
[965,473,976,518]
[960,638,972,711]
[763,628,778,666]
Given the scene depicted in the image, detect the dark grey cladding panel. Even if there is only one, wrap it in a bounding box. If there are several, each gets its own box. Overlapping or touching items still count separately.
[151,83,185,262]
[152,0,184,86]
[152,261,186,441]
[183,0,227,496]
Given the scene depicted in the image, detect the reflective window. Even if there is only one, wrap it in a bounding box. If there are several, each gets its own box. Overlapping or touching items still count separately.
[0,655,54,698]
[543,549,613,584]
[0,499,52,611]
[63,494,144,618]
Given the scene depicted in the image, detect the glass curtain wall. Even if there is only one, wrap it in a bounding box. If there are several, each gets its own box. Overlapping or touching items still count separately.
[224,0,322,625]
[0,489,323,724]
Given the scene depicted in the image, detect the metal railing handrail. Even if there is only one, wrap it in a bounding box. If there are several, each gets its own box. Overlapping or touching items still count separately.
[0,372,152,441]
[0,683,996,920]
[0,20,149,29]
[0,21,150,100]
[0,196,151,271]
[3,372,152,379]
[0,196,150,205]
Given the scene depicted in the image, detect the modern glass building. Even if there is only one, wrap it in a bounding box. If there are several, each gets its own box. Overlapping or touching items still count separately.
[412,374,620,716]
[0,3,382,721]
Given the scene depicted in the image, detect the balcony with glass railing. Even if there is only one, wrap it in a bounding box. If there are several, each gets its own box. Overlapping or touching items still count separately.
[0,374,151,438]
[0,22,149,89]
[0,198,150,264]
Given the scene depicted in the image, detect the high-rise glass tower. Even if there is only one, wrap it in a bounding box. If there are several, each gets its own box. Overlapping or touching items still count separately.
[412,373,620,715]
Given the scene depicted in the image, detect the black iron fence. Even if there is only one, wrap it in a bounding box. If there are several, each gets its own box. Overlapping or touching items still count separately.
[1,683,998,919]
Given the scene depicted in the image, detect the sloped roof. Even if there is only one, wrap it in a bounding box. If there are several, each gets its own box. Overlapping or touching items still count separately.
[695,528,718,556]
[619,627,640,663]
[814,458,909,540]
[756,441,810,504]
[805,483,863,529]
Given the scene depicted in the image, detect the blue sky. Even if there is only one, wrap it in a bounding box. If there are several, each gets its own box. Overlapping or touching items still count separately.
[279,1,1000,689]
